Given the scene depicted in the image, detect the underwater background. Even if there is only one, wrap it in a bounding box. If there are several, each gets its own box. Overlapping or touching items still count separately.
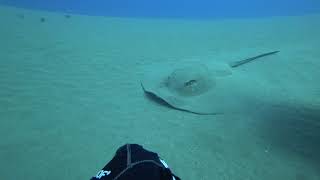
[0,1,320,180]
[2,0,320,18]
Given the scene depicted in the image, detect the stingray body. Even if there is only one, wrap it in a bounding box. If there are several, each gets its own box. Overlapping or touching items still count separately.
[141,51,280,115]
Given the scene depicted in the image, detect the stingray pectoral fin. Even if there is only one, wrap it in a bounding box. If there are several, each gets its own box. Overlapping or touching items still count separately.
[229,50,280,68]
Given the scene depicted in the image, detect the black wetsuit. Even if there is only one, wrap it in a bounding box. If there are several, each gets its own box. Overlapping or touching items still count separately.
[90,144,181,180]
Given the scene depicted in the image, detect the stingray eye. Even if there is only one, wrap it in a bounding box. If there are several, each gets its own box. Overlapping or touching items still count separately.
[166,64,214,97]
[184,80,197,87]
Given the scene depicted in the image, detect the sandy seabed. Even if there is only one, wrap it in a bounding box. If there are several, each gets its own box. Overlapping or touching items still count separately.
[0,5,319,180]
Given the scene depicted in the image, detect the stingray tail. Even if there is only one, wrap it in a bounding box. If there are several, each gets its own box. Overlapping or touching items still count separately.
[229,50,280,68]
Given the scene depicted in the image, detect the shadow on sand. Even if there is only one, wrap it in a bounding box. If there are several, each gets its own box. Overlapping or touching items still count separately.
[257,102,320,169]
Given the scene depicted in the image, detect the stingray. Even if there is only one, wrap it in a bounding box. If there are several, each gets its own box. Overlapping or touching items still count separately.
[141,51,279,115]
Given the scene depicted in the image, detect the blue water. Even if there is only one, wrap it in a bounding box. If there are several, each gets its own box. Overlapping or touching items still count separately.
[0,1,320,180]
[1,0,320,18]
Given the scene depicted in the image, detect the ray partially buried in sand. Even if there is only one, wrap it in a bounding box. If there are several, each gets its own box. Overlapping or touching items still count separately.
[141,51,280,115]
